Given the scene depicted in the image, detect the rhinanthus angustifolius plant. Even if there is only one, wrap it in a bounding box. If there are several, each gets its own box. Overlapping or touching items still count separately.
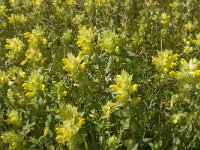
[1,0,200,149]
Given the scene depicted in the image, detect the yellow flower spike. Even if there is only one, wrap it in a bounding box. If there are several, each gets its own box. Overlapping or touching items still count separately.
[25,92,35,98]
[132,84,137,92]
[194,70,200,78]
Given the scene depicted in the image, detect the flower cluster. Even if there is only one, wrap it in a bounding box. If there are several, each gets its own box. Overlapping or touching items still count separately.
[8,14,27,24]
[102,101,117,118]
[52,81,67,101]
[1,132,23,150]
[102,70,138,118]
[55,104,85,144]
[22,70,45,99]
[161,12,170,24]
[22,26,47,65]
[77,25,94,57]
[109,70,137,101]
[6,110,21,127]
[152,50,179,75]
[98,30,120,54]
[5,37,24,60]
[62,53,86,78]
[171,58,200,80]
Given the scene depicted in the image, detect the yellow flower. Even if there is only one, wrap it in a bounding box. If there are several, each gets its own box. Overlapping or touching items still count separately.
[153,50,180,74]
[21,59,28,65]
[43,39,47,45]
[22,83,31,90]
[169,71,178,77]
[41,84,45,91]
[102,101,116,118]
[56,135,64,143]
[38,53,43,60]
[78,118,85,126]
[5,51,14,60]
[1,131,23,149]
[5,37,24,54]
[152,58,158,65]
[170,62,177,68]
[169,2,179,8]
[180,58,186,65]
[25,92,35,98]
[115,46,120,54]
[62,91,67,96]
[171,113,185,124]
[77,25,94,56]
[109,85,118,91]
[132,84,137,92]
[194,70,200,78]
[56,127,64,134]
[161,12,170,24]
[98,30,119,54]
[19,71,26,78]
[62,53,84,77]
[172,54,179,60]
[163,67,168,73]
[116,94,123,100]
[110,70,137,101]
[184,21,193,31]
[44,128,49,137]
[8,14,27,24]
[81,62,87,70]
[6,110,21,126]
[133,97,141,106]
